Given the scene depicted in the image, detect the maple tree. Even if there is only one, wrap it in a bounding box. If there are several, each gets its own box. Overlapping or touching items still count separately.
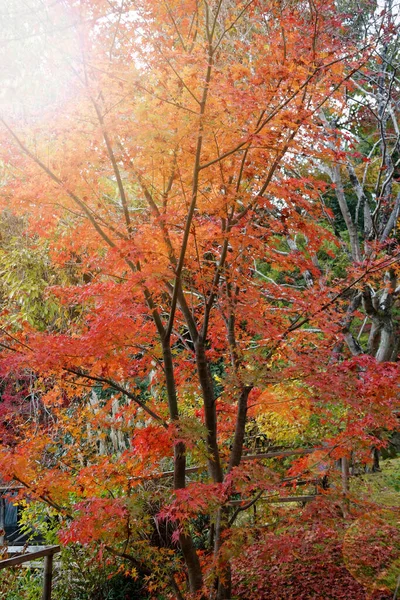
[0,0,399,598]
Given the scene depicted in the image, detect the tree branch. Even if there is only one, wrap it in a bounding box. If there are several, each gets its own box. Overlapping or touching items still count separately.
[64,367,168,428]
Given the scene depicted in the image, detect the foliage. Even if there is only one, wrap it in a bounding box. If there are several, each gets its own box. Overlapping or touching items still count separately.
[0,0,398,599]
[232,499,395,600]
[0,567,42,600]
[0,239,59,329]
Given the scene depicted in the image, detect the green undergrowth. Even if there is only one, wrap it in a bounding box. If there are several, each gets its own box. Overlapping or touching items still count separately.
[350,456,400,507]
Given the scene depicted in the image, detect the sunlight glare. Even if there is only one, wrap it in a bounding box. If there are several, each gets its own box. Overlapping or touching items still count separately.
[0,0,79,121]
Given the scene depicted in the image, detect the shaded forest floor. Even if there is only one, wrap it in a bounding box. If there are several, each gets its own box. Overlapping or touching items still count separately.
[351,456,400,507]
[232,456,400,600]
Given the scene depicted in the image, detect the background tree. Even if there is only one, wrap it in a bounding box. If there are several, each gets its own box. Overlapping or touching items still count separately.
[318,0,400,362]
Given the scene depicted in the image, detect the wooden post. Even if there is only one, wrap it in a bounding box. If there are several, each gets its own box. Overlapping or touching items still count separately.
[0,498,5,546]
[341,457,350,493]
[42,553,54,600]
[341,457,350,518]
[0,546,60,600]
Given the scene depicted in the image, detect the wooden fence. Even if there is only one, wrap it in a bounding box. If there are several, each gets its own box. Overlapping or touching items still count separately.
[0,545,60,600]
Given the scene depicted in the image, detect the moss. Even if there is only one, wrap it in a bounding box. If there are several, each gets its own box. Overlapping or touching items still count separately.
[351,457,400,507]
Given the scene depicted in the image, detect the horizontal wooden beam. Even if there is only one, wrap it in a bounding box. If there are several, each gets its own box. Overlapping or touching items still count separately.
[230,495,316,506]
[141,447,324,481]
[241,447,321,461]
[267,495,316,503]
[0,485,24,492]
[6,546,56,554]
[0,546,60,569]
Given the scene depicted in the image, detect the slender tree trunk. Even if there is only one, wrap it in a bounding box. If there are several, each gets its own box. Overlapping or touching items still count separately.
[372,447,381,472]
[214,506,232,600]
[162,341,204,594]
[331,163,362,262]
[229,386,252,471]
[195,338,237,598]
[195,339,223,483]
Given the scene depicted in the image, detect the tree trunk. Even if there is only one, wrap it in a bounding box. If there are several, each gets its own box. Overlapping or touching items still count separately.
[214,506,232,600]
[195,340,223,483]
[162,341,204,594]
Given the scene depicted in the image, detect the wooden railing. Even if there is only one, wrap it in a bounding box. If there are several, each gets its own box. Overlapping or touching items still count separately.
[0,545,60,600]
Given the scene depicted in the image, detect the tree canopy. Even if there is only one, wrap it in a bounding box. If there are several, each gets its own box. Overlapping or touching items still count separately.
[0,1,399,598]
